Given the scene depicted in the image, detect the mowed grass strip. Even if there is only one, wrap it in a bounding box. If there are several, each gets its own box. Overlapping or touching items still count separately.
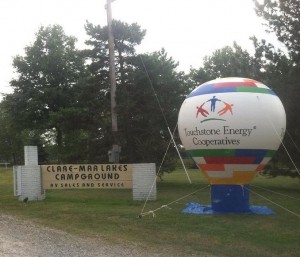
[0,167,300,257]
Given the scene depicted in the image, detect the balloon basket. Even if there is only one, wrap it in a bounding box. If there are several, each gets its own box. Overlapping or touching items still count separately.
[182,184,275,215]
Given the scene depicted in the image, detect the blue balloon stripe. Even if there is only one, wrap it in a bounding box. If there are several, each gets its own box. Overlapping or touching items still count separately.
[187,84,275,98]
[235,149,272,164]
[188,84,236,97]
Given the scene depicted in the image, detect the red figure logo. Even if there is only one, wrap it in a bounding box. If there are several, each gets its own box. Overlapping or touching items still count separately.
[218,101,234,115]
[196,103,209,117]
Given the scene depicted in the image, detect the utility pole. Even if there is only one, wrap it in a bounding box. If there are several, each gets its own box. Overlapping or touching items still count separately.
[106,0,120,163]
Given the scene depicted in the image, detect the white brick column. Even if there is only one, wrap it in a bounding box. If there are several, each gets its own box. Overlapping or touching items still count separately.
[24,146,38,165]
[13,146,45,201]
[132,163,156,201]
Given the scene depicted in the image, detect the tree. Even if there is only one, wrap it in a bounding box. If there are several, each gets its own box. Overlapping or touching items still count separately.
[189,42,258,87]
[116,49,187,166]
[84,20,187,167]
[4,25,86,162]
[254,0,300,64]
[254,0,300,173]
[0,102,24,164]
[84,20,146,88]
[84,21,152,162]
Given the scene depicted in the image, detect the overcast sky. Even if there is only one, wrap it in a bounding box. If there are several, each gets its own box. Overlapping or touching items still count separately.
[0,0,283,96]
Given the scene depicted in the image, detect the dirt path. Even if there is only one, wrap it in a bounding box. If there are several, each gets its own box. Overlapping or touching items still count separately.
[0,214,165,257]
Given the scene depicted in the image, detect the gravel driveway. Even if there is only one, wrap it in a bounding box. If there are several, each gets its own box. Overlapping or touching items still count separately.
[0,214,164,257]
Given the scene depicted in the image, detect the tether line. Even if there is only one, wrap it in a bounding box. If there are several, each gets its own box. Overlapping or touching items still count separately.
[138,54,170,129]
[139,124,191,216]
[252,184,300,201]
[127,25,193,217]
[136,47,191,183]
[167,126,191,184]
[248,187,300,218]
[139,185,210,218]
[286,130,300,155]
[140,126,176,216]
[256,96,300,176]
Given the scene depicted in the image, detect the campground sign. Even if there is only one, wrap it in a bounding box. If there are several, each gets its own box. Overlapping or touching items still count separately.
[41,164,132,189]
[14,146,156,201]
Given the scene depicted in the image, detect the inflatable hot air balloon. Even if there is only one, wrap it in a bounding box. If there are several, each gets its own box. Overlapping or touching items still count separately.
[178,77,286,213]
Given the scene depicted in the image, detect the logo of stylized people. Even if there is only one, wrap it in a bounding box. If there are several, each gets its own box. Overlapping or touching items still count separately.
[196,96,234,123]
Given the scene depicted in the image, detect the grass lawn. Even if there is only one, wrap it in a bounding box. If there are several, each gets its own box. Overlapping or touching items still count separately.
[1,167,300,256]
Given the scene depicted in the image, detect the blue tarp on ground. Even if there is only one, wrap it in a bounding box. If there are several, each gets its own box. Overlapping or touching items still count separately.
[182,202,275,215]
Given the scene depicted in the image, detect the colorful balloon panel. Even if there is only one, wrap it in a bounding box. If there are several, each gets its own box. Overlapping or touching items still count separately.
[178,77,286,185]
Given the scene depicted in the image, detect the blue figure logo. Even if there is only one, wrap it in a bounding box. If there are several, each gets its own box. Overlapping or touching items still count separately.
[206,96,221,112]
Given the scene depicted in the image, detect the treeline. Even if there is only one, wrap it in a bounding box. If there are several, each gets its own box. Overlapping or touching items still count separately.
[0,1,299,177]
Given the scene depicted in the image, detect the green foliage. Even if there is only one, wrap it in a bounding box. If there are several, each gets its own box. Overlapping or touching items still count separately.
[189,41,263,90]
[3,25,88,163]
[254,0,300,172]
[1,21,185,170]
[254,0,300,63]
[84,21,185,168]
[261,164,300,178]
[0,102,24,164]
[116,49,186,164]
[201,42,255,78]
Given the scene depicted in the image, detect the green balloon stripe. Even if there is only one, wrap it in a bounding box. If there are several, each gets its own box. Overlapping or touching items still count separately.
[236,87,272,94]
[188,149,234,157]
[187,149,276,157]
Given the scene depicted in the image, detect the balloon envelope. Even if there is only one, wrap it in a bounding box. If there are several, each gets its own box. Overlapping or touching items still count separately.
[178,77,286,185]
